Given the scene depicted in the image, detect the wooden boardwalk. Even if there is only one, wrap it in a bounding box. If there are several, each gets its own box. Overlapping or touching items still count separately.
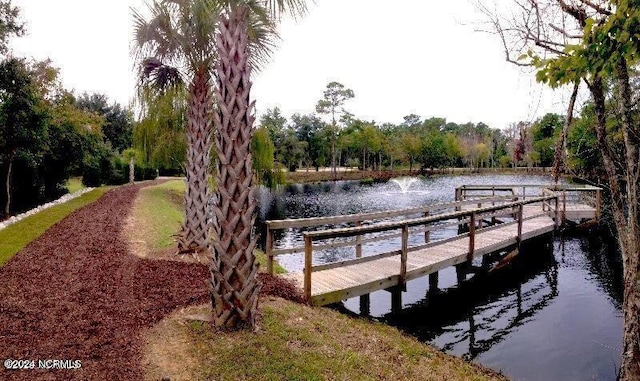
[266,184,602,306]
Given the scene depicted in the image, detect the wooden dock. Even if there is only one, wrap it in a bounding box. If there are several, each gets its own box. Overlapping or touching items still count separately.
[266,184,602,306]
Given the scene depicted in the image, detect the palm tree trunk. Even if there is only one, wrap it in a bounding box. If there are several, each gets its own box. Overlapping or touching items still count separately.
[178,67,214,254]
[209,5,260,330]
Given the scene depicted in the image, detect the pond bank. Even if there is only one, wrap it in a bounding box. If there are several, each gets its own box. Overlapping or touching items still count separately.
[263,173,622,380]
[133,180,507,380]
[286,167,554,184]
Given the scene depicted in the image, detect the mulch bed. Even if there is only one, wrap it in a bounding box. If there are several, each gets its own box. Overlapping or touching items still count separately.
[0,184,210,380]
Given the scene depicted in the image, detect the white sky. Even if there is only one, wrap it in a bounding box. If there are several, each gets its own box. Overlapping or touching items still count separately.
[10,0,578,130]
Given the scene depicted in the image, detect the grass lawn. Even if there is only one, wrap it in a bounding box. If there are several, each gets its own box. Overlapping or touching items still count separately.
[65,176,85,193]
[0,188,108,266]
[136,180,505,381]
[143,299,506,381]
[133,180,185,250]
[130,179,284,272]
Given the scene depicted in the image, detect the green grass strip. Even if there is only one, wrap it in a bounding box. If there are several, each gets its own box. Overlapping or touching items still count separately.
[0,188,108,266]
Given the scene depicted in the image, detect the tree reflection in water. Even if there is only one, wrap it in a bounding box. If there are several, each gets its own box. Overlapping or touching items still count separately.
[382,238,559,361]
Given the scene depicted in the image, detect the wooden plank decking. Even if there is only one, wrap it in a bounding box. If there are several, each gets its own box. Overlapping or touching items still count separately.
[288,210,555,306]
[268,183,603,307]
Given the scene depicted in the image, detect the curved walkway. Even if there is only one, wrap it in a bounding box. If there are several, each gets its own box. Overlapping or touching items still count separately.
[0,184,209,380]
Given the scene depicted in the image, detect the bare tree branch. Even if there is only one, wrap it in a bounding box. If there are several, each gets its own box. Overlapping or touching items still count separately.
[549,23,583,39]
[578,0,612,16]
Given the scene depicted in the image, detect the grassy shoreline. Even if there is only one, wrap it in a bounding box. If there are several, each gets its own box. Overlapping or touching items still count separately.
[135,180,507,380]
[285,167,554,184]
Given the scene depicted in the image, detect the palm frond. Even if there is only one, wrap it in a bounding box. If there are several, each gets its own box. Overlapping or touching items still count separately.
[132,0,221,83]
[139,57,185,90]
[264,0,309,21]
[246,9,279,71]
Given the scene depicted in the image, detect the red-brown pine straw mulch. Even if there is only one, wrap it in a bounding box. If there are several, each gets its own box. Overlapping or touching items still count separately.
[0,184,210,380]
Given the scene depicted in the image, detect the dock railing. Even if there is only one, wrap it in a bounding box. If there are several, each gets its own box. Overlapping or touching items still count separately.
[301,195,558,300]
[265,196,516,275]
[456,184,602,222]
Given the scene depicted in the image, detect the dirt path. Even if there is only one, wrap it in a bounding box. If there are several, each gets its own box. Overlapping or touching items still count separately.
[0,184,209,380]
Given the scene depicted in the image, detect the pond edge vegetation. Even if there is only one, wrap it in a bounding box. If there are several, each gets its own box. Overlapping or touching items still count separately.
[121,180,503,380]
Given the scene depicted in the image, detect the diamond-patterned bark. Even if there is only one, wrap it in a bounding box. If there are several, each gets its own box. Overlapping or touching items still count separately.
[178,68,213,254]
[209,5,261,330]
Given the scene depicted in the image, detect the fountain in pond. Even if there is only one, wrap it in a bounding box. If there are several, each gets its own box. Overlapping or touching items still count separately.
[390,177,421,193]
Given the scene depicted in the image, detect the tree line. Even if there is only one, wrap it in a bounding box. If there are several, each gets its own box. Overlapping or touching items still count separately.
[134,78,610,187]
[0,1,168,218]
[251,98,604,182]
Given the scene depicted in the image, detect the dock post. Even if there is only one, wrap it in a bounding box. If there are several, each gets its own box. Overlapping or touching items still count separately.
[355,220,362,258]
[456,264,466,285]
[424,210,430,243]
[400,225,408,286]
[359,294,370,316]
[562,190,567,227]
[596,189,602,222]
[517,203,523,251]
[391,287,403,313]
[429,271,439,291]
[468,211,476,260]
[491,186,496,224]
[555,193,560,229]
[304,236,313,302]
[266,226,274,275]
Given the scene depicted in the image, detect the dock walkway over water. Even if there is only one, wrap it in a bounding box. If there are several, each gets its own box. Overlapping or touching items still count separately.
[265,184,602,306]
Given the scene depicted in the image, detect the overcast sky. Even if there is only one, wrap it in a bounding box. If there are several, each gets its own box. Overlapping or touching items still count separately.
[10,0,580,130]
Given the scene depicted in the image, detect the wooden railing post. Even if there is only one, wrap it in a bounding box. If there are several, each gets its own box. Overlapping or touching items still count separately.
[555,195,560,229]
[468,211,476,260]
[424,210,430,243]
[596,189,602,221]
[355,220,362,258]
[266,226,274,275]
[517,203,523,249]
[400,225,408,286]
[562,190,567,226]
[304,236,313,301]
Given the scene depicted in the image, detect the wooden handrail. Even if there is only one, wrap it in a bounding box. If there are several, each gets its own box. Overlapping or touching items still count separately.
[301,195,558,299]
[458,184,602,191]
[303,196,556,241]
[266,195,514,274]
[309,211,548,274]
[266,196,513,230]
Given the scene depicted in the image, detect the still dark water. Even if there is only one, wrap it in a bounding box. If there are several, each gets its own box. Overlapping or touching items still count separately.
[258,174,623,381]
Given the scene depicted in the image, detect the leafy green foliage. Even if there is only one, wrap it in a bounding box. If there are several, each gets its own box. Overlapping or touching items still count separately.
[76,92,133,153]
[315,82,355,124]
[0,1,24,55]
[252,127,284,187]
[133,87,187,175]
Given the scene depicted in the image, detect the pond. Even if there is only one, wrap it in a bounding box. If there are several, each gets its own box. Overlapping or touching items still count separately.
[257,174,623,381]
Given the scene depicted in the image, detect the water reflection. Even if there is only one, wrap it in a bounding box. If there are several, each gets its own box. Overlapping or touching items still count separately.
[258,174,624,380]
[382,239,558,362]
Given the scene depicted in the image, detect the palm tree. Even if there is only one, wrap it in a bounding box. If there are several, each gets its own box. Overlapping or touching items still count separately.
[133,0,307,329]
[133,0,219,255]
[209,0,307,329]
